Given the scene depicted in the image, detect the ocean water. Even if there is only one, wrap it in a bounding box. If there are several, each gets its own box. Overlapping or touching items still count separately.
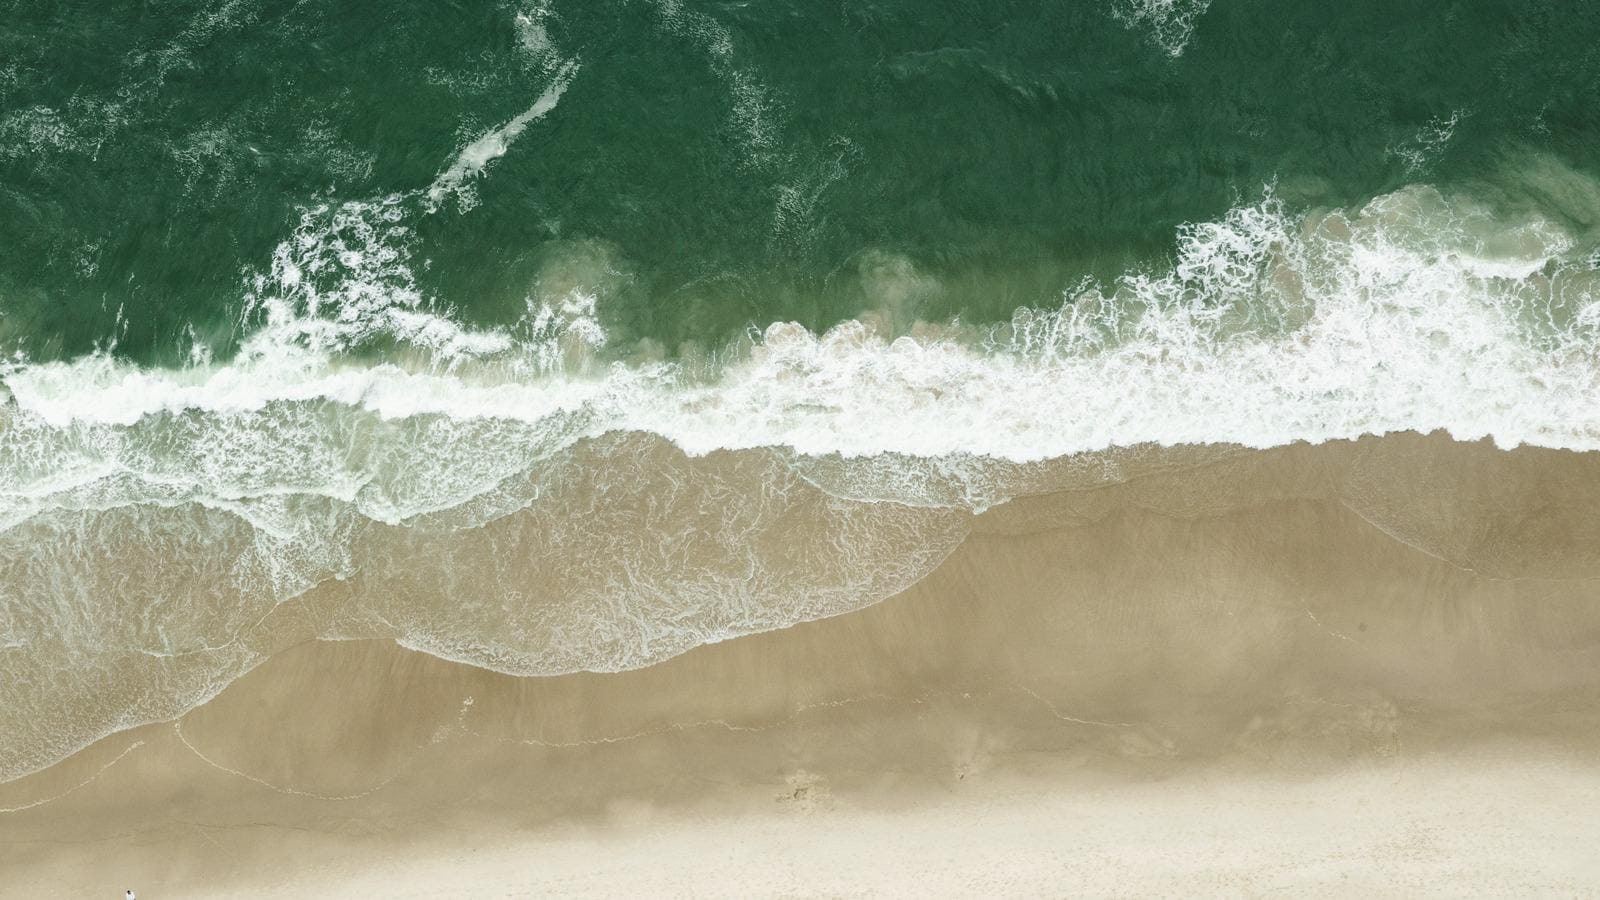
[3,0,1600,780]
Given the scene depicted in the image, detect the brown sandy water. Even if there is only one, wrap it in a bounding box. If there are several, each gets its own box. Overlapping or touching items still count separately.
[3,432,1600,895]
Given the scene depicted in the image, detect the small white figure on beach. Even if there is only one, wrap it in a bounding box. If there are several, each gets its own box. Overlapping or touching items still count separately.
[126,891,136,899]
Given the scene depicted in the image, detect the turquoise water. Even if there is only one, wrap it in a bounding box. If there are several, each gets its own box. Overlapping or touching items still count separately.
[4,0,1600,781]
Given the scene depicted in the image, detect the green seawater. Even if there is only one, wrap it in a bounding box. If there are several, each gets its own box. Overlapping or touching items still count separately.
[2,0,1596,366]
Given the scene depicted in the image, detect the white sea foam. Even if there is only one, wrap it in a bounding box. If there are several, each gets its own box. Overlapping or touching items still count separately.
[1390,110,1468,176]
[512,1,558,61]
[1111,0,1212,58]
[0,106,71,161]
[8,177,1600,473]
[652,0,784,164]
[426,61,578,207]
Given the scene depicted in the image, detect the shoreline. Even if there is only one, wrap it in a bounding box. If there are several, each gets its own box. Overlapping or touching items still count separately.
[4,432,1600,895]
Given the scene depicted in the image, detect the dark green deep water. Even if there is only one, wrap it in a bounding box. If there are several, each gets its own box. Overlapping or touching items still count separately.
[2,0,1597,365]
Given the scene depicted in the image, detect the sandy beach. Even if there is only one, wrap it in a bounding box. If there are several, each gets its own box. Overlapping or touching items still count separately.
[4,432,1600,896]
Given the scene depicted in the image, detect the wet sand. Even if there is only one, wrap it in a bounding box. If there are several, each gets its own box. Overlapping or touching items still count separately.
[4,432,1600,896]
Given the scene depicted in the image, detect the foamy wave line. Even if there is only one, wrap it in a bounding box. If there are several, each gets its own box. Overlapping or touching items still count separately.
[0,431,976,783]
[5,180,1600,479]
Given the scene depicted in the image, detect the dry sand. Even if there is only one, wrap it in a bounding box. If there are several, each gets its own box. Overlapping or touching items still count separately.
[3,432,1600,896]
